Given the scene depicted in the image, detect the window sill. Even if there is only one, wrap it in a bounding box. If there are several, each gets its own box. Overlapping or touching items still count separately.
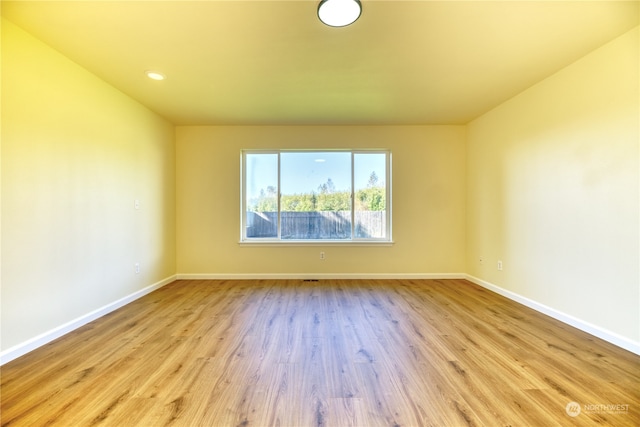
[238,240,394,247]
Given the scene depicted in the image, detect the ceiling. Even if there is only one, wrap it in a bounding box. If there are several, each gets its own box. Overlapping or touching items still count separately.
[2,1,638,126]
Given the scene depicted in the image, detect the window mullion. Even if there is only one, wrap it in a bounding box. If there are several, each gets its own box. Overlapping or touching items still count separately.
[351,152,355,239]
[277,151,282,240]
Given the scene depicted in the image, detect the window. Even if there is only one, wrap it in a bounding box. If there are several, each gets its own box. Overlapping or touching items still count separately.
[241,150,391,243]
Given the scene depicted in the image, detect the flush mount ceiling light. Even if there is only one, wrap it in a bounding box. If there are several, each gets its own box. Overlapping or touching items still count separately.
[318,0,362,27]
[145,71,165,81]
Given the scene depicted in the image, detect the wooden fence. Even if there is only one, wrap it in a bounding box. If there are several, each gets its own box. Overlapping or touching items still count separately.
[246,211,386,239]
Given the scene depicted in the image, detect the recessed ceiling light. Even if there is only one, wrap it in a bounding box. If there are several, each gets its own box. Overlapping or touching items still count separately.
[315,159,326,163]
[145,71,165,81]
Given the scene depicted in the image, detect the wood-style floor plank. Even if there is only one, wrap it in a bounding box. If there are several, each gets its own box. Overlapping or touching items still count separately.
[2,279,639,426]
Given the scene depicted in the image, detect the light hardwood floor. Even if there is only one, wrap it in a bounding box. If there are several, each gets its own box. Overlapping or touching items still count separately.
[1,279,639,426]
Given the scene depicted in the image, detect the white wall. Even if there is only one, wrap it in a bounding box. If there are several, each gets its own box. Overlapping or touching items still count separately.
[1,19,177,356]
[466,27,639,346]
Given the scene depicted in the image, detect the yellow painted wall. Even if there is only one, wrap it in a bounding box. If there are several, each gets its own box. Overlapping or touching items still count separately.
[176,125,466,276]
[466,27,639,342]
[1,19,176,352]
[3,14,637,357]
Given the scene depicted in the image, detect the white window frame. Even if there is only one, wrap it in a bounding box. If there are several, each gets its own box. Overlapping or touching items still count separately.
[240,149,392,245]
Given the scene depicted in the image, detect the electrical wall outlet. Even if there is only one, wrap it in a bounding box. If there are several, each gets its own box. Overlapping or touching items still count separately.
[497,260,503,271]
[320,251,325,260]
[135,263,140,274]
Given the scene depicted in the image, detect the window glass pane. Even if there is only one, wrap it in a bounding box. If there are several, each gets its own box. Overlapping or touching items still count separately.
[354,153,387,238]
[245,153,278,238]
[242,150,390,242]
[280,152,352,240]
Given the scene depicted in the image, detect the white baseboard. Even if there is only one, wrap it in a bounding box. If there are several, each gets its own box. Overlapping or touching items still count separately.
[465,274,640,356]
[176,273,467,280]
[0,275,177,366]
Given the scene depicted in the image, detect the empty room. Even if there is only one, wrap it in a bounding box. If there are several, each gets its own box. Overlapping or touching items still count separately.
[1,1,639,426]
